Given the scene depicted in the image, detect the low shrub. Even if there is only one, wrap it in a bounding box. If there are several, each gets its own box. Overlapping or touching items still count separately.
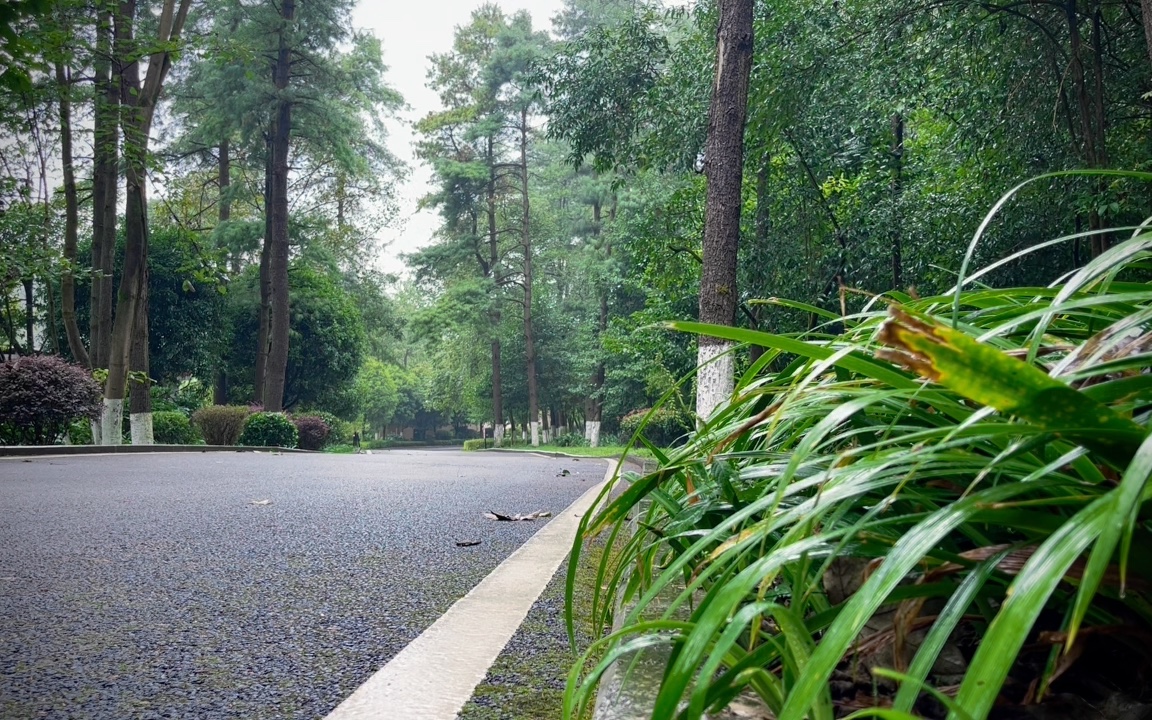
[191,405,251,446]
[462,438,486,451]
[152,411,202,445]
[67,419,94,445]
[435,429,454,441]
[0,355,102,445]
[292,415,330,451]
[239,411,298,448]
[618,406,693,448]
[554,432,590,447]
[298,411,344,444]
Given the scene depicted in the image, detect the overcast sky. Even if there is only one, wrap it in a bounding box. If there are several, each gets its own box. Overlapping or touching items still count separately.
[351,0,566,275]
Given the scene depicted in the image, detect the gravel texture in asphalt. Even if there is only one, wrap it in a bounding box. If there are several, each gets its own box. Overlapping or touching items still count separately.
[0,449,602,719]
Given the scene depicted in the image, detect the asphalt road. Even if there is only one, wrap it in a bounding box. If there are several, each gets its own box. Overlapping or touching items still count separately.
[0,449,603,719]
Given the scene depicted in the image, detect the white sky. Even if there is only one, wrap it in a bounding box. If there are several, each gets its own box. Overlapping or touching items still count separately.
[352,0,566,276]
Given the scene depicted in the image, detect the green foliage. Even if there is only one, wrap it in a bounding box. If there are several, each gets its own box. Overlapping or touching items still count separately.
[151,411,202,445]
[191,405,251,446]
[291,415,330,451]
[552,432,589,448]
[462,438,487,451]
[224,263,365,410]
[618,405,692,448]
[238,412,298,449]
[0,356,102,445]
[353,357,400,433]
[565,227,1152,719]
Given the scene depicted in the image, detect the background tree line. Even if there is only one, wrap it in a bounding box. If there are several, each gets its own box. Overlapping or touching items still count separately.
[5,0,1152,447]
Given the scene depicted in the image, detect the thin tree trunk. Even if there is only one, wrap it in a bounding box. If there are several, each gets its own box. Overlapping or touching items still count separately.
[1141,0,1152,71]
[219,139,231,223]
[56,60,88,367]
[518,107,539,447]
[586,199,606,447]
[697,0,754,421]
[255,144,272,403]
[890,111,904,291]
[22,279,34,352]
[262,0,295,412]
[487,135,504,446]
[214,139,231,405]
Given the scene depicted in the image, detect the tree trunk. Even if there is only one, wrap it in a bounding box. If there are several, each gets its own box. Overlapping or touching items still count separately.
[518,108,540,447]
[129,263,153,444]
[491,337,504,446]
[585,199,606,447]
[90,3,118,386]
[697,0,753,422]
[487,135,504,446]
[214,139,231,405]
[262,0,295,412]
[22,279,34,352]
[1141,0,1152,72]
[890,111,904,291]
[219,139,231,223]
[103,0,191,444]
[255,144,272,403]
[56,60,88,367]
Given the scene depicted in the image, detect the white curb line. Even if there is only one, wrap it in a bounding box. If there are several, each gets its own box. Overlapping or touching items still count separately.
[324,459,619,720]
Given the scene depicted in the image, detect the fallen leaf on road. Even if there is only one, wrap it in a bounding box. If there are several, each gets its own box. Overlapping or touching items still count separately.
[557,469,570,477]
[249,499,273,506]
[485,510,552,521]
[456,540,481,547]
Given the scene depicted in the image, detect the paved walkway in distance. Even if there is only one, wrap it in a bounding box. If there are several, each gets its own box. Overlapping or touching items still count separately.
[0,450,602,719]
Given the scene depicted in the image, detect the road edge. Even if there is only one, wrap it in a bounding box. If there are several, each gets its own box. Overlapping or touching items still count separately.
[322,458,619,720]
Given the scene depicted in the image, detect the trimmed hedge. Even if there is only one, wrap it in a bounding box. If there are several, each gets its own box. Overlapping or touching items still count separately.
[152,411,202,444]
[191,405,251,446]
[239,412,298,448]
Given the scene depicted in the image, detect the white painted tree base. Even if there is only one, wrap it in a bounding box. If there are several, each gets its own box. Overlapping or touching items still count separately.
[493,425,504,448]
[130,412,154,445]
[101,399,123,446]
[696,341,735,424]
[530,421,540,447]
[584,420,601,447]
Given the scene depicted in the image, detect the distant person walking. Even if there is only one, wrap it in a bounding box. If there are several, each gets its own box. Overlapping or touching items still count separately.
[352,431,361,452]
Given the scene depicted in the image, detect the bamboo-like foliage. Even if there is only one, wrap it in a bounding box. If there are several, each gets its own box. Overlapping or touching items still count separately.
[565,194,1152,718]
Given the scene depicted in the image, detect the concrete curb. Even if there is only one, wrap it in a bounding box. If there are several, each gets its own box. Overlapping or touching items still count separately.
[0,444,315,457]
[324,459,621,720]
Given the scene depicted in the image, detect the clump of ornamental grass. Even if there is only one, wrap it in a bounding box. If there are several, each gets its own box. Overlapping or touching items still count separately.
[566,174,1152,720]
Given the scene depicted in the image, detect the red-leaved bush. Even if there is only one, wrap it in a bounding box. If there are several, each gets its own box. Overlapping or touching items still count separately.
[0,355,102,445]
[292,415,331,451]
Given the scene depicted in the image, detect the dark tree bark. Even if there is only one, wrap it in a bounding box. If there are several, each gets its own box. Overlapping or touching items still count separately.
[55,60,88,367]
[128,259,151,442]
[1141,0,1152,70]
[890,111,904,291]
[262,0,295,412]
[255,143,272,403]
[486,135,504,444]
[22,279,34,352]
[697,0,753,419]
[518,107,540,446]
[215,139,231,404]
[90,4,118,374]
[103,0,191,443]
